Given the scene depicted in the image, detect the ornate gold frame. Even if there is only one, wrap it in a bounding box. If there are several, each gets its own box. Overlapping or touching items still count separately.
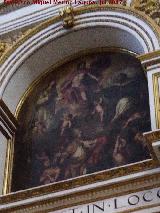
[2,138,14,195]
[153,72,160,129]
[2,47,159,207]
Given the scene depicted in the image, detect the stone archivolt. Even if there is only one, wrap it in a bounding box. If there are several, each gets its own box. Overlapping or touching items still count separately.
[0,1,160,61]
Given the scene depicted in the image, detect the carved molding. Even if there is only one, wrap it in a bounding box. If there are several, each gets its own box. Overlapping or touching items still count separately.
[0,99,18,139]
[144,130,160,165]
[0,172,160,212]
[0,5,160,68]
[137,50,160,69]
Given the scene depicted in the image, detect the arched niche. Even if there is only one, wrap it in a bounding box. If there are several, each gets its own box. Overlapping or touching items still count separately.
[0,5,160,208]
[11,50,152,192]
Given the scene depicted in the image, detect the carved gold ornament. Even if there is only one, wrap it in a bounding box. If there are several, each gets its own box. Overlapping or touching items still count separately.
[0,42,7,57]
[0,29,32,61]
[59,4,74,28]
[132,0,160,26]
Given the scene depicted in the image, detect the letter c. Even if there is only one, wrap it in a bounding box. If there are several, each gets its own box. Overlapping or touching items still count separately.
[143,191,153,202]
[157,189,160,198]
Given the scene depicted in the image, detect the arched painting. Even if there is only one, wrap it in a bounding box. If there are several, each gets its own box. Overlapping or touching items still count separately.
[12,51,151,191]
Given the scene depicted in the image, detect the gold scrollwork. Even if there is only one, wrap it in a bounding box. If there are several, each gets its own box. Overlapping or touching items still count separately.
[0,42,7,58]
[132,0,160,27]
[0,29,33,62]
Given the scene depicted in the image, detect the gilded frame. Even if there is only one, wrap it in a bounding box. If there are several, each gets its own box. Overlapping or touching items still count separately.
[142,71,160,162]
[153,72,160,129]
[2,47,159,203]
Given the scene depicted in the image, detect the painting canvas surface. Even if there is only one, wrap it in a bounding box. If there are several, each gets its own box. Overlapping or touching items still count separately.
[12,52,151,191]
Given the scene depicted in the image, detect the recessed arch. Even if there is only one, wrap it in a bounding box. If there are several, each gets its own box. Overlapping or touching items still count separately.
[11,49,152,192]
[0,5,160,115]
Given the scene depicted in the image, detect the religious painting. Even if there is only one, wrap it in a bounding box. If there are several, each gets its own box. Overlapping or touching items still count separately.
[11,51,151,191]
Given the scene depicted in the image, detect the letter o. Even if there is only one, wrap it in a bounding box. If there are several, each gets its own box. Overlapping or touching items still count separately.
[128,195,140,205]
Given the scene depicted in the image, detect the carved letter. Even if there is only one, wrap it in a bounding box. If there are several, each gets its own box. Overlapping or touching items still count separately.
[93,202,105,212]
[143,191,153,202]
[128,195,140,205]
[114,198,127,209]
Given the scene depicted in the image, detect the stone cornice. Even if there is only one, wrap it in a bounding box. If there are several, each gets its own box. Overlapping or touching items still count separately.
[0,169,160,212]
